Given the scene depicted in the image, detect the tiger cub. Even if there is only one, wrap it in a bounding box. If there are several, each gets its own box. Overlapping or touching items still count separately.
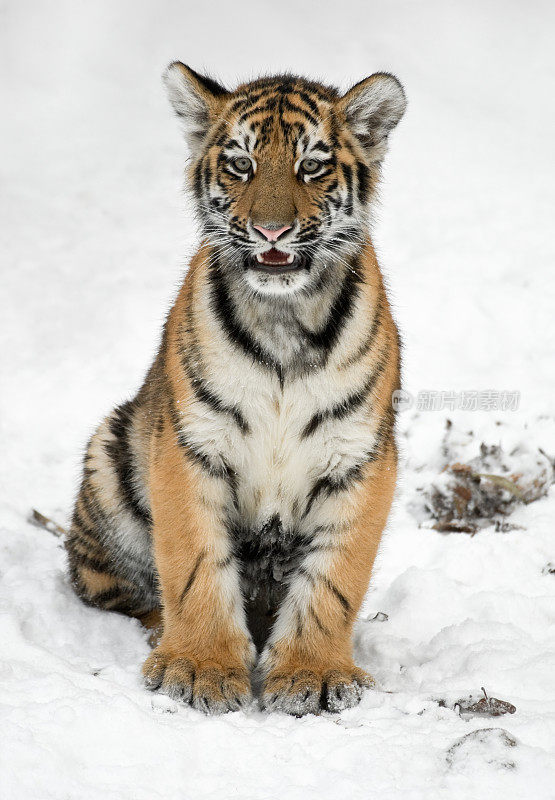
[66,63,406,715]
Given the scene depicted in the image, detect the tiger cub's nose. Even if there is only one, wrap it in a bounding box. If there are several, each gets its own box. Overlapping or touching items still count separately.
[253,224,292,242]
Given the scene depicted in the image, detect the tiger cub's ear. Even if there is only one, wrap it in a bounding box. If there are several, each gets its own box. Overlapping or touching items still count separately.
[338,73,406,161]
[162,62,228,153]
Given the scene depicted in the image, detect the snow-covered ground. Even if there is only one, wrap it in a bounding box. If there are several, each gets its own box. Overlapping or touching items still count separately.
[2,1,554,798]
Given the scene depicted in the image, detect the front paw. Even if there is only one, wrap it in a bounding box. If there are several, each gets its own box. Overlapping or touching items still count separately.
[143,649,252,714]
[261,666,373,716]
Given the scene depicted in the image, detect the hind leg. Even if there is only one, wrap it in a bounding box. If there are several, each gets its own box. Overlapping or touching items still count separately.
[66,509,158,621]
[66,405,160,627]
[67,506,160,614]
[68,520,162,645]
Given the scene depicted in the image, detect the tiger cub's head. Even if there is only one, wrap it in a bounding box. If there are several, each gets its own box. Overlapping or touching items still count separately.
[164,63,406,295]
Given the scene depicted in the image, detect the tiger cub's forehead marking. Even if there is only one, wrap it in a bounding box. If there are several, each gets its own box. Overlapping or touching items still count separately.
[218,79,337,156]
[221,117,333,163]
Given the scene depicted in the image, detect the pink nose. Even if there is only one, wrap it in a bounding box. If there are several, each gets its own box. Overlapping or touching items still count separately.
[253,224,292,242]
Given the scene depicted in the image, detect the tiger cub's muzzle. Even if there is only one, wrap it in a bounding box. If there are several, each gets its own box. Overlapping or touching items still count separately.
[246,218,313,273]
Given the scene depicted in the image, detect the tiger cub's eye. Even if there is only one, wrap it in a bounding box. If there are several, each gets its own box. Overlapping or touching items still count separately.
[301,158,321,174]
[232,157,252,173]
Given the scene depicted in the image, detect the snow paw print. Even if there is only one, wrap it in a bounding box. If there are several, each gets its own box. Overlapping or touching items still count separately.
[143,650,252,714]
[261,666,374,716]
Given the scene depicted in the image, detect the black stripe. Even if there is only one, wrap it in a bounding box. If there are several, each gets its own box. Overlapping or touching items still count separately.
[258,116,273,146]
[322,577,351,615]
[281,96,319,126]
[68,521,109,564]
[208,259,280,374]
[304,476,333,517]
[203,161,212,191]
[68,526,100,560]
[309,605,330,635]
[90,586,126,606]
[154,412,165,437]
[208,121,230,147]
[341,162,354,215]
[303,461,367,518]
[86,585,153,616]
[228,97,249,113]
[104,402,152,526]
[168,397,223,475]
[313,139,331,153]
[356,161,370,203]
[246,89,272,103]
[70,548,114,575]
[180,306,249,434]
[301,352,387,438]
[186,366,249,434]
[70,523,157,593]
[298,567,350,620]
[275,78,297,94]
[79,483,108,529]
[246,76,337,103]
[299,265,362,357]
[167,387,239,506]
[292,121,306,145]
[303,415,396,518]
[367,408,396,463]
[71,508,98,539]
[310,166,335,182]
[341,298,383,369]
[238,98,278,122]
[99,593,149,616]
[297,91,320,117]
[179,552,205,604]
[193,159,203,198]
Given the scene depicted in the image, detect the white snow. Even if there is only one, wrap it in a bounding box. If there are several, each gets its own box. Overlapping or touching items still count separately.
[1,1,555,798]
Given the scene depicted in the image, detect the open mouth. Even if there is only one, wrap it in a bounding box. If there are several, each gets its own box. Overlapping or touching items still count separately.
[250,248,304,274]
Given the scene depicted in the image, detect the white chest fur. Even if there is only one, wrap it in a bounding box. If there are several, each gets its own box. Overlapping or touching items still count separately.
[176,267,383,533]
[180,344,379,532]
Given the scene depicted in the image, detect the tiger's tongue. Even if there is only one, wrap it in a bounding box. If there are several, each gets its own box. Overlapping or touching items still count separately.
[257,248,292,265]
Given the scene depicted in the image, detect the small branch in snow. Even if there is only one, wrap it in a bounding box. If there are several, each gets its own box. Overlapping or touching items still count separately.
[28,509,67,538]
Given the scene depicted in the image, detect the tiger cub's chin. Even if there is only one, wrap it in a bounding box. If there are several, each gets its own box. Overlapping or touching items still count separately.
[243,264,311,295]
